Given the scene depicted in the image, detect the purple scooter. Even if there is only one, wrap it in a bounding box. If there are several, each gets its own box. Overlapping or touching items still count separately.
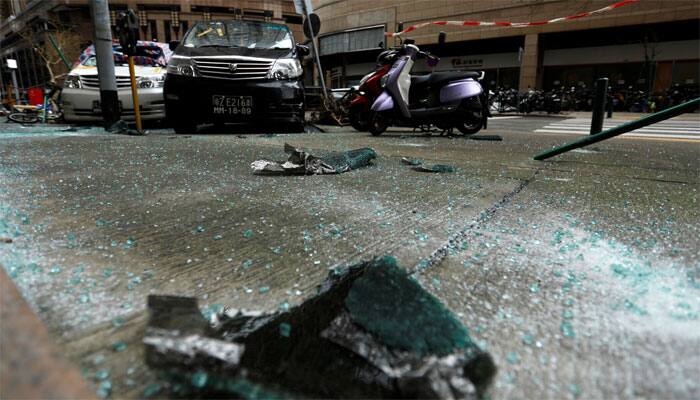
[369,33,489,136]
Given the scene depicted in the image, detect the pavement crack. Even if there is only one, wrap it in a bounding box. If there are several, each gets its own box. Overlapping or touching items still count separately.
[410,166,547,276]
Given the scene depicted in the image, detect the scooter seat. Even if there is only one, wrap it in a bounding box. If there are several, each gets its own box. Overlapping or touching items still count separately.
[411,75,431,88]
[429,71,481,86]
[410,71,481,91]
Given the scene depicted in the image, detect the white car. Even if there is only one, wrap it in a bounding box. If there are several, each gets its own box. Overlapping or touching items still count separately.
[61,41,171,123]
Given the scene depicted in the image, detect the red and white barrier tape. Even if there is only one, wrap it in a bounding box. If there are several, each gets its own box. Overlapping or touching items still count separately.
[386,0,639,37]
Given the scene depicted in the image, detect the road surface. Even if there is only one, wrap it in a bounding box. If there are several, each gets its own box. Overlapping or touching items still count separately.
[1,114,699,399]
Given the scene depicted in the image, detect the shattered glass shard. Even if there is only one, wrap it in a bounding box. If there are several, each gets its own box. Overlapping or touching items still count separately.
[142,257,495,399]
[414,164,457,173]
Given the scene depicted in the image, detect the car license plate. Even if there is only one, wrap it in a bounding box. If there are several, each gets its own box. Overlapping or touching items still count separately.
[92,100,123,114]
[212,95,253,115]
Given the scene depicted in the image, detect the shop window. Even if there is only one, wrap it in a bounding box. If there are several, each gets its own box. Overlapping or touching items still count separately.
[673,61,699,85]
[319,26,384,56]
[284,14,302,25]
[148,20,157,41]
[164,20,171,43]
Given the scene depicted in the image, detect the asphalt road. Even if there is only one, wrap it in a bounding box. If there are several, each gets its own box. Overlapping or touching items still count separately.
[1,114,699,399]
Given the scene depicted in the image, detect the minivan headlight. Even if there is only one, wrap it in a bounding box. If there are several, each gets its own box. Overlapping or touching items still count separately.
[167,56,197,77]
[64,75,82,89]
[138,75,165,88]
[268,59,303,80]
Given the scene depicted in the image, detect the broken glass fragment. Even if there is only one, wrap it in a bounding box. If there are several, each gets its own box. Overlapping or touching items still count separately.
[560,321,575,338]
[112,341,127,352]
[142,257,496,399]
[413,164,457,173]
[96,380,112,398]
[279,322,291,338]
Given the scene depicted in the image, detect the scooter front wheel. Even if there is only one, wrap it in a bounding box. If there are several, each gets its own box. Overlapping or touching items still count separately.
[349,105,370,132]
[368,112,389,136]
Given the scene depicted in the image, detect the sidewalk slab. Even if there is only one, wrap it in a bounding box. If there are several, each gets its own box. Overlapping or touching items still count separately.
[0,122,698,398]
[1,269,95,399]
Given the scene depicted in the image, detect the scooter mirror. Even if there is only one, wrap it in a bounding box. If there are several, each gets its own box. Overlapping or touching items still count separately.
[427,56,440,68]
[438,31,446,45]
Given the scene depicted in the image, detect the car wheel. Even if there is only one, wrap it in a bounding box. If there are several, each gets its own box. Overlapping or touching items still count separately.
[173,124,197,135]
[166,104,197,134]
[172,119,197,134]
[289,121,305,133]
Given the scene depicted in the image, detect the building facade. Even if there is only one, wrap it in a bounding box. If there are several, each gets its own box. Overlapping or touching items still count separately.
[312,0,700,93]
[0,0,303,99]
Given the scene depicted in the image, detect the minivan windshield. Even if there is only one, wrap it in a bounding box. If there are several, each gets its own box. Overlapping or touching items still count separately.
[183,21,293,50]
[78,42,169,67]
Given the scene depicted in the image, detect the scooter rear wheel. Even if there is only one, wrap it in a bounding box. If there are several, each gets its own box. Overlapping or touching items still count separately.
[368,112,388,136]
[457,121,482,135]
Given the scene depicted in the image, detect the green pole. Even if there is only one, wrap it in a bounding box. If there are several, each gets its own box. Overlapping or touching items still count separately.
[47,32,72,70]
[42,92,48,123]
[534,97,700,161]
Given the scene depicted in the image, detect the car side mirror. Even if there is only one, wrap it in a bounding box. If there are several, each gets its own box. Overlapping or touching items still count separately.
[169,40,180,51]
[296,44,310,57]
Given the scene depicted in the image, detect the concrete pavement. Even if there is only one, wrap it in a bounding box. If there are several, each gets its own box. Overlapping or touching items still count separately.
[1,115,698,398]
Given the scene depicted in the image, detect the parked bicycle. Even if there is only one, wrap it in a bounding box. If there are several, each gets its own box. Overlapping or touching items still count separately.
[7,83,63,124]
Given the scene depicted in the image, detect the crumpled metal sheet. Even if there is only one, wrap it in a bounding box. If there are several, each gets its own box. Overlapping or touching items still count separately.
[251,143,376,175]
[143,257,495,399]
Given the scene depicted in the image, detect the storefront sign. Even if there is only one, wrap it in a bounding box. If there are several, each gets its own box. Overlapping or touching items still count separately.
[451,58,483,68]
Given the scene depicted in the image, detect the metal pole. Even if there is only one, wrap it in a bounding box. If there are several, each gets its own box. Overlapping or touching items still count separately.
[47,32,72,70]
[301,3,328,100]
[0,61,5,100]
[590,77,608,134]
[127,56,143,133]
[42,91,48,122]
[534,97,700,161]
[89,0,121,128]
[311,36,327,98]
[11,70,20,104]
